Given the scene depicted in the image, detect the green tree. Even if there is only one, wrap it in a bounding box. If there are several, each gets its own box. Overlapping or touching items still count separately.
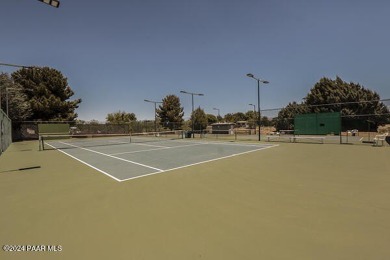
[74,119,86,125]
[11,67,81,121]
[245,110,258,128]
[275,76,389,131]
[275,102,308,130]
[156,95,184,130]
[182,119,192,131]
[223,113,235,123]
[261,116,272,127]
[191,107,208,131]
[0,73,32,121]
[106,111,136,124]
[207,114,218,125]
[234,112,247,122]
[88,119,100,125]
[224,112,248,123]
[304,76,389,130]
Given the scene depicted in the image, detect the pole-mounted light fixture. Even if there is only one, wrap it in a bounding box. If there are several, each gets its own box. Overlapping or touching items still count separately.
[144,99,163,133]
[213,107,220,119]
[37,0,60,8]
[246,73,269,141]
[180,90,204,137]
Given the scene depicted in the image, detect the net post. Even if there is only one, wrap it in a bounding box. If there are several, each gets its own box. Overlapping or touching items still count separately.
[38,135,44,151]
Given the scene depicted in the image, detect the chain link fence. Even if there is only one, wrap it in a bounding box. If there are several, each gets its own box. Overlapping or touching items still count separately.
[0,109,12,155]
[10,98,390,146]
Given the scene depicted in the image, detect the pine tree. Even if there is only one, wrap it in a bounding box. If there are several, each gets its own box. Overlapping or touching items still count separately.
[191,107,208,131]
[304,76,389,129]
[275,76,389,131]
[0,73,32,121]
[12,67,81,121]
[156,95,184,130]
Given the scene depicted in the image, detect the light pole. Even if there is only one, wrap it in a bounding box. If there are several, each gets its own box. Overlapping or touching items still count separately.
[248,103,256,113]
[37,0,60,8]
[0,62,36,69]
[180,90,204,137]
[144,99,162,133]
[249,103,256,134]
[213,107,220,121]
[246,73,269,141]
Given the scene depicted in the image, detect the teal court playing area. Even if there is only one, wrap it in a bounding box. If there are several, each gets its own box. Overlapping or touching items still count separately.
[42,136,277,182]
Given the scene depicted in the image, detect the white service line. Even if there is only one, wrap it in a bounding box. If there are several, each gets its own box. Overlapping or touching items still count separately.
[58,141,163,172]
[110,142,205,155]
[119,144,279,182]
[107,140,130,144]
[173,139,273,147]
[110,146,170,155]
[44,142,122,182]
[131,142,169,148]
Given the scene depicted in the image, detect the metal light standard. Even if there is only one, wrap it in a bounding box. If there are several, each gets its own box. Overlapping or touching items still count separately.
[37,0,60,8]
[248,103,256,134]
[246,73,269,141]
[213,107,220,122]
[180,90,204,138]
[0,62,36,69]
[144,99,162,133]
[248,103,256,113]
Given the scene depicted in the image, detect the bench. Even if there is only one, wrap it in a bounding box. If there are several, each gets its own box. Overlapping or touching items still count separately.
[289,136,325,144]
[373,133,389,146]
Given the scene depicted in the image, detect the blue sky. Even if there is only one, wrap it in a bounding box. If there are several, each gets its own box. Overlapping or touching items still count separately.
[1,0,389,121]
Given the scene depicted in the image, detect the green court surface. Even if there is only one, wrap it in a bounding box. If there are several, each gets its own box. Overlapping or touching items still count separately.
[0,140,389,259]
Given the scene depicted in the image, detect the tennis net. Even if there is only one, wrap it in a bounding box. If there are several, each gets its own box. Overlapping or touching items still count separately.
[129,130,184,143]
[39,131,184,150]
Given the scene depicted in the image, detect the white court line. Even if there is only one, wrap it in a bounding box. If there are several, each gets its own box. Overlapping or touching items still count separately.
[44,142,122,182]
[171,139,273,147]
[57,141,163,172]
[110,146,170,155]
[118,144,279,182]
[107,140,130,144]
[110,143,205,156]
[131,142,169,148]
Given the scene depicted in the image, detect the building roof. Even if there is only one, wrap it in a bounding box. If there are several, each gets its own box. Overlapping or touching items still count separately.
[211,122,235,126]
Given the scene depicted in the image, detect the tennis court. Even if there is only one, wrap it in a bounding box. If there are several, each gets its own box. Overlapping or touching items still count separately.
[41,135,276,181]
[1,139,390,260]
